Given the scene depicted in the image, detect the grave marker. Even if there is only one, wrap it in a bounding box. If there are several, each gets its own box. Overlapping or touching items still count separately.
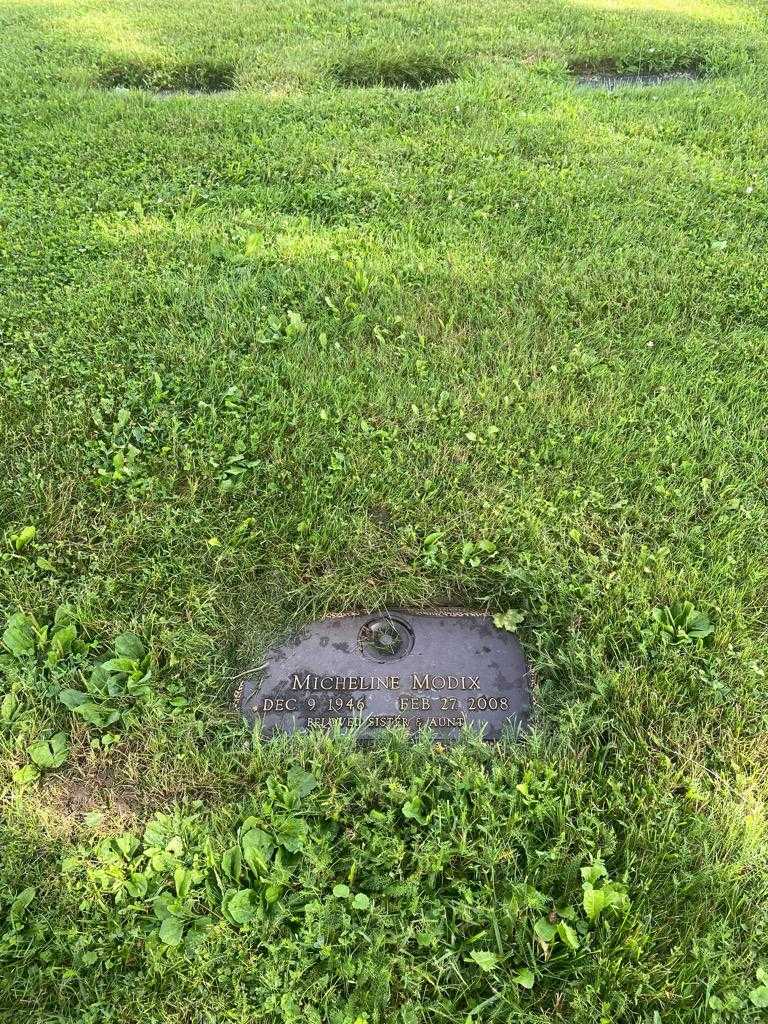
[239,610,530,741]
[576,70,699,90]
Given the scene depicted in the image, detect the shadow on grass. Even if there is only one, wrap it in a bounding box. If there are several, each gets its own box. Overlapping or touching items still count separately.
[96,57,236,93]
[329,49,462,89]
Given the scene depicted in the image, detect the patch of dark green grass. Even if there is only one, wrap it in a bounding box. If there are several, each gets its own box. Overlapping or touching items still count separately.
[97,57,236,93]
[330,49,462,89]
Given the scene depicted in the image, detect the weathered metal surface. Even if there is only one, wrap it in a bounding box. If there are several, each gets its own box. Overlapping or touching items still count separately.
[239,610,530,742]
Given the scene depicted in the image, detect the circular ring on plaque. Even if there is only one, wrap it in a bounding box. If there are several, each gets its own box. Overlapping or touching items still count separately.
[358,615,414,663]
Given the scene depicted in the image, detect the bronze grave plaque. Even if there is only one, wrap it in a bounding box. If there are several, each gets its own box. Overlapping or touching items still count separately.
[239,610,530,741]
[576,70,699,90]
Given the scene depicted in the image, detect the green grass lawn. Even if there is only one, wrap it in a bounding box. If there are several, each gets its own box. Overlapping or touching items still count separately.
[2,0,768,1020]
